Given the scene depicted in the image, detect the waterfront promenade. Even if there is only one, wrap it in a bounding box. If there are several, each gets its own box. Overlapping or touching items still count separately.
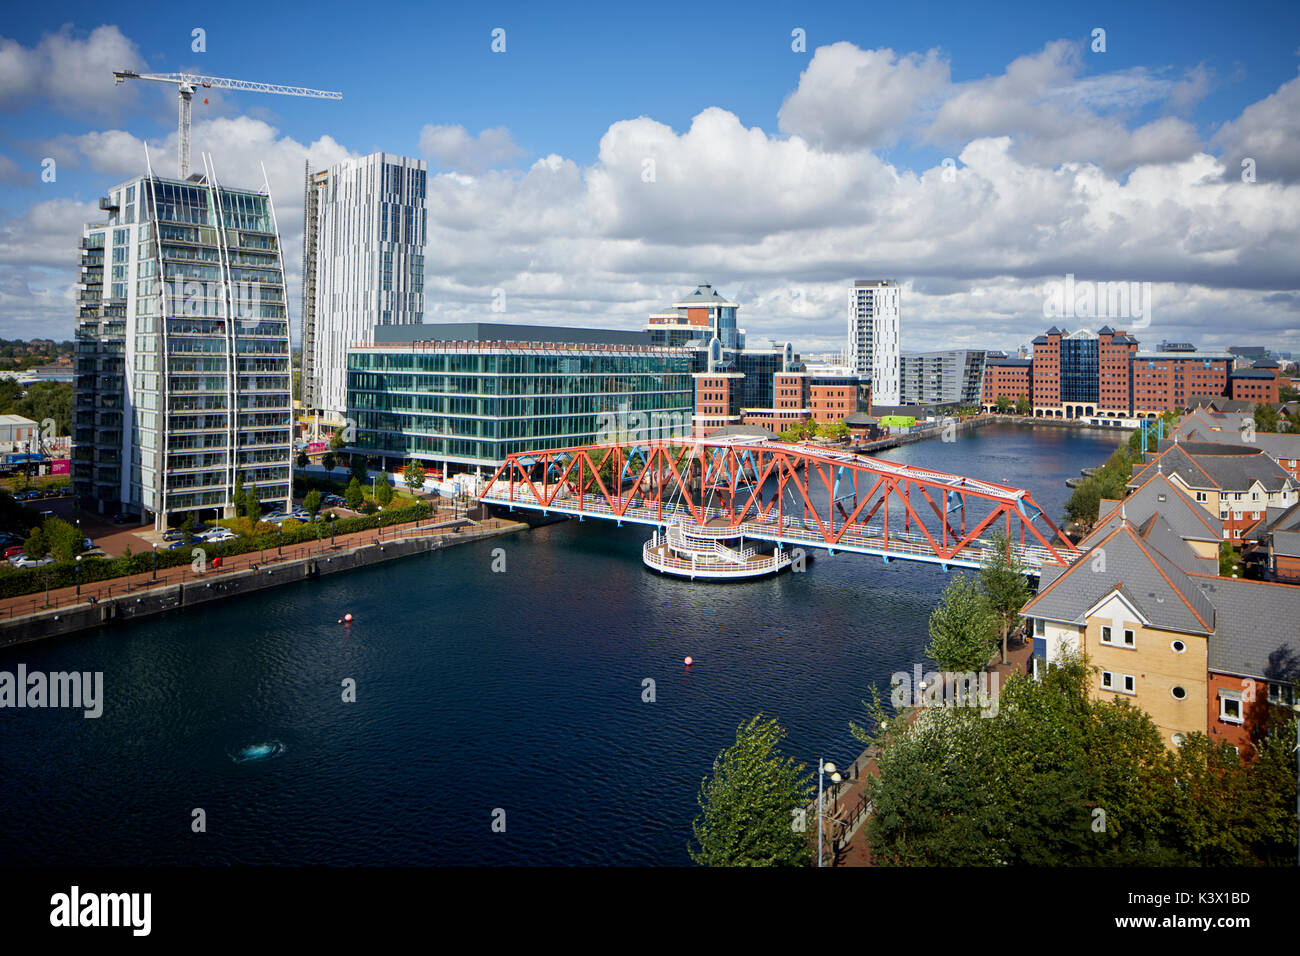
[0,501,528,644]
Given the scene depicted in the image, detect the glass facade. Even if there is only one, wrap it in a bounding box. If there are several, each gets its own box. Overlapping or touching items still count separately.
[1060,335,1100,404]
[347,348,693,467]
[74,173,292,525]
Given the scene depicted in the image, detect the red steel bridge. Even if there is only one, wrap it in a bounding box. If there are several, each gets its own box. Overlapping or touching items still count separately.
[478,437,1079,571]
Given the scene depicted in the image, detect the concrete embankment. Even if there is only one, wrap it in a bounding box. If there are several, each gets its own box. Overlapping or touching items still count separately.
[0,520,526,648]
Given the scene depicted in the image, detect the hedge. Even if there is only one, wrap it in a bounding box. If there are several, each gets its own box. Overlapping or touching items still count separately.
[0,501,431,601]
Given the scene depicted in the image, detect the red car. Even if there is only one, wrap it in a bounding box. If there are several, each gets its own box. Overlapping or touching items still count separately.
[3,545,25,560]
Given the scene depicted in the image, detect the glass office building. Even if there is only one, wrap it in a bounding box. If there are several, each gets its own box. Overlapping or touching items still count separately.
[347,323,693,472]
[74,169,293,527]
[1059,329,1100,405]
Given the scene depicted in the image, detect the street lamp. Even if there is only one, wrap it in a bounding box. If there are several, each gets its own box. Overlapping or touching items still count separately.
[277,528,283,556]
[329,512,336,546]
[75,554,82,597]
[817,758,842,868]
[152,542,158,581]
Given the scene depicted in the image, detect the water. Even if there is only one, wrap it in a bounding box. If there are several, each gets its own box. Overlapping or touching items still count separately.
[0,424,1124,866]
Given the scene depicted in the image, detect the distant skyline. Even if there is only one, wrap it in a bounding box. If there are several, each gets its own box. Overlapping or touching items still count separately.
[1,0,1298,357]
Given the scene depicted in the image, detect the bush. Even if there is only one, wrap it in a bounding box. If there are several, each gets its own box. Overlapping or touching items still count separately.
[0,501,432,600]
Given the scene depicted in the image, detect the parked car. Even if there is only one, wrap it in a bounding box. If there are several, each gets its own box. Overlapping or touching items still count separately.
[12,555,55,569]
[162,529,187,541]
[0,532,24,547]
[81,537,95,551]
[168,537,202,550]
[201,529,237,542]
[3,545,25,560]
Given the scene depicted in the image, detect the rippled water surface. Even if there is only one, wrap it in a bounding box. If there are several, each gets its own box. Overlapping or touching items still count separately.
[0,425,1123,865]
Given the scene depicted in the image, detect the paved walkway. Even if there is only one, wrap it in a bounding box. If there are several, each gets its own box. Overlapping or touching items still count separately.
[830,633,1035,867]
[0,501,517,622]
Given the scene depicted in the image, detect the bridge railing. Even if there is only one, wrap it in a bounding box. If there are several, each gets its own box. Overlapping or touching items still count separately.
[480,485,1062,568]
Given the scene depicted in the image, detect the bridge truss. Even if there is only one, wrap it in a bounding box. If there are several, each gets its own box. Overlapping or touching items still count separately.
[478,438,1079,570]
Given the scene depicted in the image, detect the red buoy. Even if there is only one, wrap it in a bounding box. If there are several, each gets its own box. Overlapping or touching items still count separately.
[684,656,693,666]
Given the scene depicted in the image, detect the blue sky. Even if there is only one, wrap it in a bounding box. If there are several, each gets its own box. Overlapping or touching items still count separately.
[2,0,1299,355]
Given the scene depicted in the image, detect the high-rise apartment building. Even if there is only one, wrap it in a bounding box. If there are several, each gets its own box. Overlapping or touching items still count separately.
[302,152,428,415]
[898,349,987,406]
[73,167,293,527]
[848,280,900,405]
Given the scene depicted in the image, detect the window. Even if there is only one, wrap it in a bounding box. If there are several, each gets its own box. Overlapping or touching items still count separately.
[1101,671,1136,695]
[1267,683,1297,707]
[1171,685,1186,700]
[1171,640,1186,653]
[1100,626,1136,648]
[1123,629,1135,647]
[1171,733,1186,747]
[1195,491,1207,502]
[1219,694,1243,724]
[1101,625,1112,644]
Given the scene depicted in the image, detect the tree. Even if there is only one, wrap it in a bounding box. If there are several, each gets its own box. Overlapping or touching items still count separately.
[689,714,812,867]
[979,529,1030,664]
[375,477,394,507]
[304,489,322,520]
[13,381,73,437]
[813,419,850,440]
[995,395,1012,413]
[24,524,48,560]
[1014,395,1030,415]
[1255,402,1280,435]
[924,573,999,672]
[350,454,368,484]
[45,517,81,562]
[295,452,308,469]
[181,512,195,540]
[345,477,364,511]
[322,452,337,477]
[233,474,245,518]
[244,487,261,523]
[778,419,814,443]
[403,460,426,494]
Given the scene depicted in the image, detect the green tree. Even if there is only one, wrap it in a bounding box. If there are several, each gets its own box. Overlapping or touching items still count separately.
[233,474,245,518]
[244,487,261,523]
[345,477,364,511]
[13,381,73,437]
[1219,541,1239,577]
[350,454,368,484]
[304,489,322,520]
[1014,395,1030,415]
[1255,402,1280,434]
[295,452,309,469]
[689,714,813,867]
[45,517,81,562]
[924,573,999,671]
[995,395,1011,413]
[979,529,1030,664]
[24,524,48,560]
[813,419,850,440]
[322,451,337,477]
[329,429,346,451]
[403,460,426,494]
[181,512,195,540]
[375,477,394,507]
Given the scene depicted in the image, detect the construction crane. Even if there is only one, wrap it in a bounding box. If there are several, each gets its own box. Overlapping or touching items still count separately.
[112,70,343,178]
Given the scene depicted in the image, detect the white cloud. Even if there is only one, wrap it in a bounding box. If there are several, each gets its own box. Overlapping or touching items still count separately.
[1211,68,1300,184]
[778,43,950,150]
[418,124,525,173]
[0,25,145,114]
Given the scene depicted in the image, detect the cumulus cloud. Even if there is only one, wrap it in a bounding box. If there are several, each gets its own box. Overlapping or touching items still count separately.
[778,43,950,149]
[1211,68,1300,184]
[0,153,35,186]
[0,25,144,114]
[418,124,525,173]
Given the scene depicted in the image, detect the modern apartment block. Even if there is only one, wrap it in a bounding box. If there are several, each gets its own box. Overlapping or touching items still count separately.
[73,168,293,527]
[302,152,428,416]
[898,349,986,406]
[848,280,900,406]
[346,322,693,474]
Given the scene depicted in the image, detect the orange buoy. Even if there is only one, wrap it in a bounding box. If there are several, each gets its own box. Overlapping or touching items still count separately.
[344,613,353,623]
[684,656,693,666]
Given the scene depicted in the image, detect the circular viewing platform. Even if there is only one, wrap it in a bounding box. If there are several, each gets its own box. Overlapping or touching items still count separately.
[642,519,795,580]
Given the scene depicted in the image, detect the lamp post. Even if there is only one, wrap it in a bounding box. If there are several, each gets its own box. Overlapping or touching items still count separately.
[75,554,82,597]
[329,512,336,546]
[152,543,158,581]
[278,528,283,557]
[817,759,842,868]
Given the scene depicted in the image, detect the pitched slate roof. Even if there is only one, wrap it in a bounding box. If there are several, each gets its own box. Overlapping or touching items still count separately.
[1130,443,1294,492]
[1192,575,1300,679]
[1087,472,1222,546]
[1023,523,1215,635]
[1272,530,1300,558]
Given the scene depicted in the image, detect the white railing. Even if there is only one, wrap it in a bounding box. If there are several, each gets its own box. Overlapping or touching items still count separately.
[480,485,1072,569]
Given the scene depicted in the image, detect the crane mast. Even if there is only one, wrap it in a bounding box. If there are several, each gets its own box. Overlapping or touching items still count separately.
[112,70,342,178]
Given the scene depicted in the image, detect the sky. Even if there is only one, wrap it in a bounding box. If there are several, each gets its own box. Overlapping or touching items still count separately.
[1,0,1298,358]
